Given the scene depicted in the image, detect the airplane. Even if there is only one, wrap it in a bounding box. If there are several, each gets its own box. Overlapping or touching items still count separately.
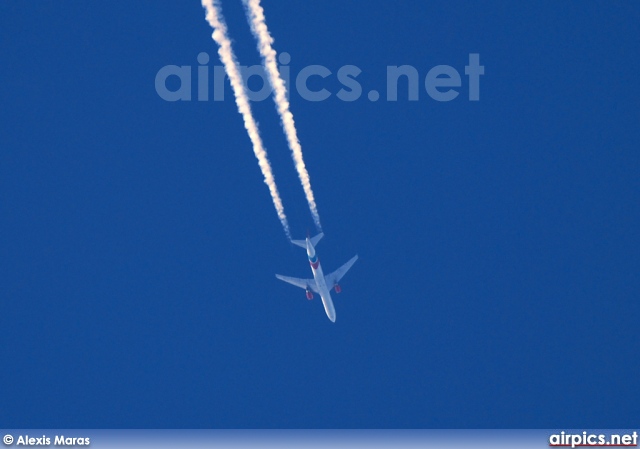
[276,232,358,322]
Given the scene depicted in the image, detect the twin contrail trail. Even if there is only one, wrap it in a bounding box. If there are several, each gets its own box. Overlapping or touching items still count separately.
[201,0,291,240]
[242,0,322,232]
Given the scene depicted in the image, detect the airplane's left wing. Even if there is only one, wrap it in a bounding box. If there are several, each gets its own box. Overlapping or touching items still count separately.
[275,274,319,293]
[324,255,359,288]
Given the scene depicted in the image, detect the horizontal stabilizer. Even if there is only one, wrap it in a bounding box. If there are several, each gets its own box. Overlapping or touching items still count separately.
[291,232,324,249]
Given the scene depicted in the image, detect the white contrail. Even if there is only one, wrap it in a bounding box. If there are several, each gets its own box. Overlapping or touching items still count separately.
[242,0,322,232]
[201,0,291,240]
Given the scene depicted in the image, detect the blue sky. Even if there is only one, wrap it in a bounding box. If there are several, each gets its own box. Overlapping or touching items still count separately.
[1,1,638,428]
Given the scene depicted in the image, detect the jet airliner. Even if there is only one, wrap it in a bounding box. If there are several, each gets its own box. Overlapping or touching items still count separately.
[276,233,358,322]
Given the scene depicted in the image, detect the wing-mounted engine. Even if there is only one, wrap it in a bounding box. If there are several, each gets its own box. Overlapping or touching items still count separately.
[334,283,342,293]
[306,288,314,300]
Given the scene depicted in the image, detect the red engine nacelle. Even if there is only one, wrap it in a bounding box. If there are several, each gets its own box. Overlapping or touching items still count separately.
[306,290,314,300]
[334,283,342,293]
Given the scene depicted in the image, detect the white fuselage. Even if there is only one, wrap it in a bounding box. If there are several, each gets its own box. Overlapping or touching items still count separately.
[306,238,336,322]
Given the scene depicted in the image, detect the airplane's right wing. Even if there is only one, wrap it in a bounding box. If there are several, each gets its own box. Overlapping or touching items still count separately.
[275,274,318,292]
[324,255,358,288]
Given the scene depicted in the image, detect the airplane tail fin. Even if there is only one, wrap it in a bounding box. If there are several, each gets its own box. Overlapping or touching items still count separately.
[291,232,324,249]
